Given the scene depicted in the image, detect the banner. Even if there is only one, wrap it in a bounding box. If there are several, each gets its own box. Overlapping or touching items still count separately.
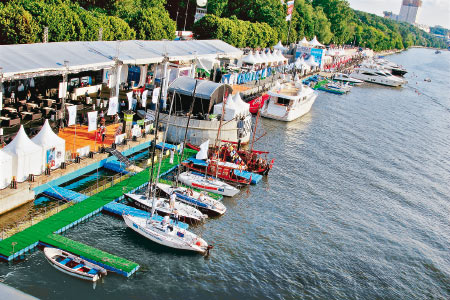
[87,111,98,132]
[127,91,133,110]
[46,147,56,168]
[196,140,210,160]
[67,105,77,126]
[152,87,160,104]
[286,0,294,21]
[58,81,68,99]
[0,92,2,111]
[107,97,118,115]
[141,90,148,108]
[145,110,156,122]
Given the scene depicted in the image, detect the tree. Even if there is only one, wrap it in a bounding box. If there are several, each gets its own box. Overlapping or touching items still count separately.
[312,0,353,44]
[127,6,176,40]
[0,3,40,44]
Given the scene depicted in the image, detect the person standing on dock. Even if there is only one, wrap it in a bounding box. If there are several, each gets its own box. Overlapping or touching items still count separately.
[169,192,176,210]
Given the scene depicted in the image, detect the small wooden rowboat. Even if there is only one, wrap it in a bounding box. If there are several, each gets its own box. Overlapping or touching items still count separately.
[44,247,107,282]
[178,171,240,197]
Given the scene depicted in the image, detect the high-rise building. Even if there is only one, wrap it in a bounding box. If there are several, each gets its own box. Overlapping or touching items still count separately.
[398,0,422,24]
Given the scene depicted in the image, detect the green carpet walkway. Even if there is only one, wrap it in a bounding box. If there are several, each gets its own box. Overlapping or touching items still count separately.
[0,148,198,266]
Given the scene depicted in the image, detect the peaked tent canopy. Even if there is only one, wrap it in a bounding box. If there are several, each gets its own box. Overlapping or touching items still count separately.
[31,119,66,169]
[3,125,43,182]
[309,36,325,48]
[214,94,237,121]
[233,92,250,116]
[273,41,287,51]
[306,55,319,67]
[0,150,13,189]
[242,52,258,65]
[299,37,309,45]
[254,52,265,64]
[260,51,269,64]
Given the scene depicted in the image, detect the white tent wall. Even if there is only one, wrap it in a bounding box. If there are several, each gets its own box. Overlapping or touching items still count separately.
[31,120,66,170]
[0,150,13,189]
[2,126,43,182]
[213,95,236,121]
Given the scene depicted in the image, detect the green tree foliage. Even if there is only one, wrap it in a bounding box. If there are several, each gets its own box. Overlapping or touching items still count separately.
[312,0,353,44]
[127,6,176,40]
[192,14,278,48]
[0,2,40,44]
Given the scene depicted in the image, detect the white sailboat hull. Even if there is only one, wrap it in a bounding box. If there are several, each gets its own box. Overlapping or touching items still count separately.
[178,172,240,197]
[123,215,208,254]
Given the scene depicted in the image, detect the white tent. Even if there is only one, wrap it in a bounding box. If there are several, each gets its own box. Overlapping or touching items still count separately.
[213,94,237,121]
[31,119,66,170]
[299,37,309,46]
[0,150,13,189]
[276,50,287,63]
[242,52,258,65]
[260,51,269,65]
[196,57,219,72]
[233,92,250,117]
[274,41,287,51]
[3,125,43,182]
[254,51,265,64]
[309,36,325,48]
[266,51,277,64]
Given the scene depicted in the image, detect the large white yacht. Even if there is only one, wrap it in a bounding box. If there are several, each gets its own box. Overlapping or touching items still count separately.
[350,67,406,87]
[261,81,317,122]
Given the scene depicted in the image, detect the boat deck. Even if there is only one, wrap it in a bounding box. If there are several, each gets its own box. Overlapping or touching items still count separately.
[0,148,198,272]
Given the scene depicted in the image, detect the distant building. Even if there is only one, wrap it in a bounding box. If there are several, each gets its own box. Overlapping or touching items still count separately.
[398,0,422,24]
[384,0,422,25]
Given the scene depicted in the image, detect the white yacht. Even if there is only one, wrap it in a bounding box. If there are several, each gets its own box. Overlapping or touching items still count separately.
[374,59,407,76]
[261,81,317,122]
[332,73,364,85]
[350,67,406,87]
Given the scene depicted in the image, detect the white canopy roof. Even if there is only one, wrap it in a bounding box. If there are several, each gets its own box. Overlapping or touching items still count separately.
[233,92,250,116]
[3,125,43,181]
[275,50,287,62]
[0,40,243,80]
[0,150,13,189]
[299,37,309,45]
[196,57,219,71]
[31,120,65,148]
[213,94,236,121]
[274,41,287,51]
[309,36,325,48]
[242,52,258,65]
[254,51,265,64]
[260,51,269,64]
[295,57,310,70]
[266,51,277,63]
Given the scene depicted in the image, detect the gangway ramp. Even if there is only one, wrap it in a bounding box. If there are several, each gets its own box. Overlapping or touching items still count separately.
[42,186,88,203]
[105,147,133,167]
[40,234,139,277]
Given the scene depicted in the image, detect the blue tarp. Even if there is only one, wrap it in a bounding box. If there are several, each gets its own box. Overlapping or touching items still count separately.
[185,158,209,167]
[233,170,263,185]
[156,142,179,151]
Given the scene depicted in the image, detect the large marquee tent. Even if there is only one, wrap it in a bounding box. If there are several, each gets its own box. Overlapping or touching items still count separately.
[0,150,13,189]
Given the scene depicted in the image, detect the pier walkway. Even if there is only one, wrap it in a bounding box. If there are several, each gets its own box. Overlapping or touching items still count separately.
[0,148,198,275]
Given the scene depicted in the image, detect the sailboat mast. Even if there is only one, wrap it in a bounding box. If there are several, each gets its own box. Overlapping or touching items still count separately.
[176,79,199,186]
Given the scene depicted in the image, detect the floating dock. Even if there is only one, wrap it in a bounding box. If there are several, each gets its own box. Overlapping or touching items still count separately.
[0,148,198,277]
[42,186,89,203]
[40,234,139,277]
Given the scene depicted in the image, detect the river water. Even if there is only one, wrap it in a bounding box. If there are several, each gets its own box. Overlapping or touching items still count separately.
[1,48,449,299]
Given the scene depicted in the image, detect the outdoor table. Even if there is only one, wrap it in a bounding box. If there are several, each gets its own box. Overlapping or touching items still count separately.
[26,103,39,110]
[21,111,33,120]
[3,107,17,113]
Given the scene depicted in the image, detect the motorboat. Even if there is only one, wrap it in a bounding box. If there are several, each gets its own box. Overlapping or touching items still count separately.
[350,67,407,87]
[157,182,227,216]
[316,81,352,95]
[43,247,107,282]
[178,171,240,197]
[123,214,211,255]
[261,80,317,121]
[373,59,408,76]
[125,193,206,223]
[332,73,364,85]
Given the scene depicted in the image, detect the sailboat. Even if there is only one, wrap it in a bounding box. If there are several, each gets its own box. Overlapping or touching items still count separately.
[123,73,212,255]
[124,192,207,223]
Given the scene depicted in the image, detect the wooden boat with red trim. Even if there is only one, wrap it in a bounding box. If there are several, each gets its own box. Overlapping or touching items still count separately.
[182,158,251,185]
[178,171,240,197]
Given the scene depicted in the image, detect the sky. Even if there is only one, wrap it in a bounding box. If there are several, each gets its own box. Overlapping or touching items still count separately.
[347,0,450,28]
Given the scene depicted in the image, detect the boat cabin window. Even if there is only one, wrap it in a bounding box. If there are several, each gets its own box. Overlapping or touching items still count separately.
[375,72,387,76]
[362,72,374,76]
[276,97,290,106]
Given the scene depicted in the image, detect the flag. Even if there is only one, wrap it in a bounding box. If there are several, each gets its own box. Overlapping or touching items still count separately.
[107,97,118,115]
[58,82,68,99]
[67,105,77,126]
[87,111,98,132]
[286,0,294,21]
[0,92,3,111]
[196,140,210,160]
[127,91,133,110]
[142,89,148,108]
[152,87,160,104]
